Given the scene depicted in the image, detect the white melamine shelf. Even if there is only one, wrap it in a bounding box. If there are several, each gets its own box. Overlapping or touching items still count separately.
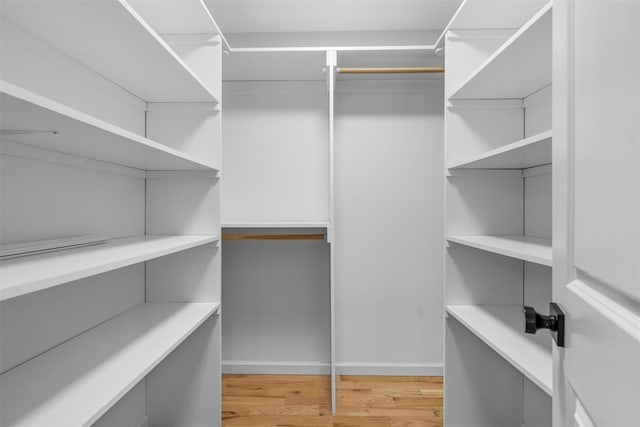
[449,2,552,100]
[0,302,220,426]
[0,0,216,103]
[222,221,330,228]
[0,82,218,172]
[447,235,552,266]
[448,130,552,169]
[446,305,552,395]
[0,235,219,301]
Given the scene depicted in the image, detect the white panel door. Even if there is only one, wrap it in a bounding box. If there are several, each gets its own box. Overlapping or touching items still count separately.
[553,1,640,426]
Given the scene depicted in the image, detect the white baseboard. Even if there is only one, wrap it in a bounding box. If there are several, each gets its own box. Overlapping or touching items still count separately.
[222,360,330,375]
[222,361,443,376]
[335,362,444,376]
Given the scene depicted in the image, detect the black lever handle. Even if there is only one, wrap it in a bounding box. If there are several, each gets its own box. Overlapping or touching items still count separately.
[523,302,565,347]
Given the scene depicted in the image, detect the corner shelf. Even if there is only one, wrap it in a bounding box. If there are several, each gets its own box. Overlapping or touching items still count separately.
[446,305,552,395]
[0,82,218,172]
[0,302,220,427]
[0,235,219,301]
[0,0,216,103]
[449,2,552,100]
[447,235,552,266]
[448,130,551,169]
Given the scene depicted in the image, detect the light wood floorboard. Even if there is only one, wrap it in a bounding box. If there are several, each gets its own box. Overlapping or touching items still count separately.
[222,374,443,426]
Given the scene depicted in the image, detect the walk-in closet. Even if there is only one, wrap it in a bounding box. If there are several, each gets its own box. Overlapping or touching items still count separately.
[1,1,638,426]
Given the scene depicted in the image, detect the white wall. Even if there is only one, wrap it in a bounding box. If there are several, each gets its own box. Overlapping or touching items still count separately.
[221,81,329,223]
[222,237,330,373]
[334,79,445,374]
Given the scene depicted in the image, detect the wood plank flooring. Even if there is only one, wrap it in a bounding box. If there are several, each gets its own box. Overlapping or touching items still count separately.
[222,374,443,426]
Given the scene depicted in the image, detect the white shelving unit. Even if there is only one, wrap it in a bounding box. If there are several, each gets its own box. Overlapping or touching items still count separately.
[449,3,552,100]
[0,303,220,427]
[0,235,219,301]
[447,130,551,169]
[0,1,223,425]
[0,0,217,102]
[447,235,552,266]
[443,1,553,426]
[0,82,218,171]
[446,305,552,395]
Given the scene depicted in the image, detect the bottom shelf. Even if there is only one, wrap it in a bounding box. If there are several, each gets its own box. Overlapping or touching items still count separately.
[0,302,220,426]
[446,305,552,395]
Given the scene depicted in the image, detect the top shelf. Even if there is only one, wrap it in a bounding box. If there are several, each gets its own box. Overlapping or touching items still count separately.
[449,2,552,100]
[128,0,230,52]
[1,0,217,103]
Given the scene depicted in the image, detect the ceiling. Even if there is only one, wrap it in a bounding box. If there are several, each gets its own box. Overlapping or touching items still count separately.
[204,0,462,34]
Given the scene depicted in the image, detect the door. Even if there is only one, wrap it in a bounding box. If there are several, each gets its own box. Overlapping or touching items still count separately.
[553,0,640,426]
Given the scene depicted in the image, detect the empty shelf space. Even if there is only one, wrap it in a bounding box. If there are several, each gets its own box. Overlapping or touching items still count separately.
[447,235,552,266]
[0,302,220,427]
[448,130,552,169]
[0,235,219,301]
[0,82,218,171]
[449,2,552,100]
[446,305,552,395]
[1,0,216,102]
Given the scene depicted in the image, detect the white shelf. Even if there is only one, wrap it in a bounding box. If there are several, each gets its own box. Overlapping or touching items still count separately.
[0,235,219,301]
[446,305,552,395]
[0,302,220,426]
[448,130,552,169]
[0,0,217,103]
[128,0,230,51]
[0,82,218,172]
[447,235,552,266]
[449,2,552,100]
[222,221,330,228]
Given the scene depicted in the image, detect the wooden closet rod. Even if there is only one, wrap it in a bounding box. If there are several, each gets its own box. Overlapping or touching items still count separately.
[223,233,325,241]
[337,67,445,74]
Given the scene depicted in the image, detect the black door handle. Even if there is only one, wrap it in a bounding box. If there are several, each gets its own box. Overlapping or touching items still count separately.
[523,302,565,347]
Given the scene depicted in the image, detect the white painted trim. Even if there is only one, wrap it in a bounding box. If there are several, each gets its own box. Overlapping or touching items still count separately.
[335,362,444,376]
[229,45,435,53]
[523,163,552,177]
[568,277,640,341]
[222,361,331,375]
[135,414,149,427]
[0,139,146,179]
[146,170,219,179]
[326,49,337,414]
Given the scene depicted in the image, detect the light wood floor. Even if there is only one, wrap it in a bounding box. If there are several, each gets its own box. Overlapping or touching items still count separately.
[222,374,443,426]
